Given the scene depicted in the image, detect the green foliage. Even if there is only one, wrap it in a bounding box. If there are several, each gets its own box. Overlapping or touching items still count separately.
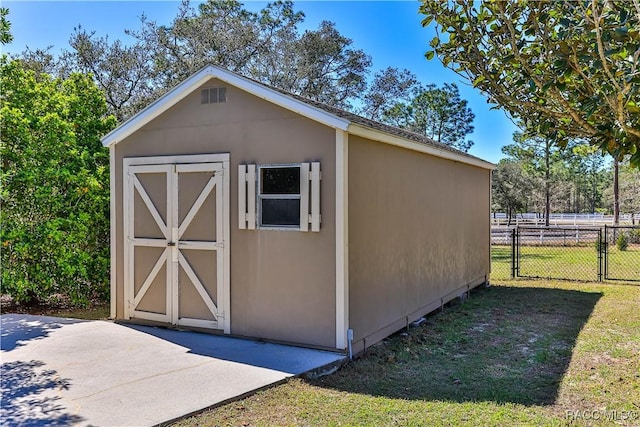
[60,0,371,120]
[361,67,418,122]
[382,83,475,152]
[0,58,116,306]
[615,162,640,214]
[616,232,629,251]
[628,228,640,244]
[420,0,640,166]
[491,159,535,222]
[0,7,12,45]
[497,130,612,215]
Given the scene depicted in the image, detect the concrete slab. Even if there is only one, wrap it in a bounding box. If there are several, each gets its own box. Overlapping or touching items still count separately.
[0,314,345,426]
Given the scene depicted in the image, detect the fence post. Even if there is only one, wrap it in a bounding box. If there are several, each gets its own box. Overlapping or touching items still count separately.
[597,228,603,282]
[511,227,516,279]
[603,225,608,280]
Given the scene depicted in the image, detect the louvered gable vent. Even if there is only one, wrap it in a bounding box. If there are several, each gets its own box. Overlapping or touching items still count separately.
[201,87,227,104]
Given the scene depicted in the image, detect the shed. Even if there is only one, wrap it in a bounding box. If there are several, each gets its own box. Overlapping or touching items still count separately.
[102,65,494,354]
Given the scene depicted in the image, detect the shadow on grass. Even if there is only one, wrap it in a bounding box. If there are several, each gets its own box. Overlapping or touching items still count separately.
[310,286,601,406]
[492,248,557,262]
[490,248,512,262]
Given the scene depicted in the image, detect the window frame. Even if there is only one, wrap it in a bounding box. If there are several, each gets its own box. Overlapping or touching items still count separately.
[257,163,303,230]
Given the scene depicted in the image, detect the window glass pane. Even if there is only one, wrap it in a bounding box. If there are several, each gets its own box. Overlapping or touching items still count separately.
[261,199,300,226]
[218,87,227,102]
[261,167,300,194]
[210,88,219,103]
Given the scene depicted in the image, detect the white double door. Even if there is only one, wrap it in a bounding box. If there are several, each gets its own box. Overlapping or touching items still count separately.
[124,157,229,331]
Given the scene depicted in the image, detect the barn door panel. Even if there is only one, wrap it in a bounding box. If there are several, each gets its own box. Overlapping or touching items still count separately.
[132,247,168,315]
[175,164,224,329]
[124,165,173,323]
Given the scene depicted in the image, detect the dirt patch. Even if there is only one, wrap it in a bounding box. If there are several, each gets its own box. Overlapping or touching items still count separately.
[1,295,109,320]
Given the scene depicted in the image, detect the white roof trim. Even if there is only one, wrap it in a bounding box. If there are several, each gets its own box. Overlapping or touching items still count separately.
[347,124,496,170]
[101,65,350,147]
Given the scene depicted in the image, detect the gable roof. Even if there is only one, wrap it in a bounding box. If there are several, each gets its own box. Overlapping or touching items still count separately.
[101,65,495,170]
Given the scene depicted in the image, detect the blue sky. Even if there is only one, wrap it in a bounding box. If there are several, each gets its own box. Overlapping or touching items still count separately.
[3,1,518,163]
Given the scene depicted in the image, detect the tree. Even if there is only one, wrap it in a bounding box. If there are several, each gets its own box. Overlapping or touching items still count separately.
[420,0,640,166]
[121,0,371,114]
[360,67,418,121]
[606,161,640,223]
[286,20,371,109]
[0,58,116,305]
[14,46,67,77]
[383,83,475,152]
[491,159,535,225]
[501,131,565,224]
[64,27,156,122]
[570,143,608,214]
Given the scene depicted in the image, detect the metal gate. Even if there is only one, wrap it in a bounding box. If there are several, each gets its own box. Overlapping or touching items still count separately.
[603,225,640,282]
[514,226,603,282]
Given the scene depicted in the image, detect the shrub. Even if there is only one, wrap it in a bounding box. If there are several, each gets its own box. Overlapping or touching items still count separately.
[627,228,640,244]
[616,232,629,251]
[0,59,116,306]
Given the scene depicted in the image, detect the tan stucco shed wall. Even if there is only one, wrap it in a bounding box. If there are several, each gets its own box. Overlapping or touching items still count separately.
[113,78,337,348]
[347,135,490,353]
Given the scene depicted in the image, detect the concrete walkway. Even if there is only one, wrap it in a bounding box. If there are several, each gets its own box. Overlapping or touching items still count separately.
[0,314,345,426]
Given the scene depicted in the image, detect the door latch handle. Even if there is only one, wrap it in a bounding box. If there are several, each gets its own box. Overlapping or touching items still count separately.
[167,242,176,247]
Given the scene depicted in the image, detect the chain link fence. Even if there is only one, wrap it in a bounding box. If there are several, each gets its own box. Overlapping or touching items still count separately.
[491,226,640,283]
[604,226,640,282]
[490,228,513,281]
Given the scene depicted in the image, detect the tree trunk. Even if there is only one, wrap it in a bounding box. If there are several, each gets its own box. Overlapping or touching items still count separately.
[591,170,597,213]
[544,140,550,226]
[614,158,620,225]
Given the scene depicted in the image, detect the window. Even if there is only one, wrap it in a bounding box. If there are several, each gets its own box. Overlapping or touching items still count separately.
[238,162,320,232]
[258,165,301,228]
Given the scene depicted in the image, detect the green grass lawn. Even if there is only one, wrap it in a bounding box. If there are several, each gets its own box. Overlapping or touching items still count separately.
[491,244,640,282]
[171,280,640,426]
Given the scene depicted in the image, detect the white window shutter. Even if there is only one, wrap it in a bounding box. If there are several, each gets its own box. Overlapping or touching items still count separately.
[310,162,321,232]
[238,164,256,230]
[246,165,256,229]
[299,163,310,232]
[238,165,247,229]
